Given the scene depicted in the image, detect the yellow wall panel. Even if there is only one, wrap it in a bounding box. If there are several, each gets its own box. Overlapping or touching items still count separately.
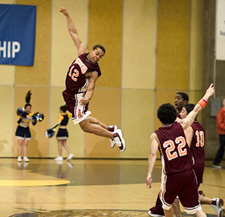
[85,88,120,158]
[122,0,157,89]
[0,65,14,85]
[190,0,203,91]
[49,86,85,158]
[0,86,13,156]
[88,0,122,88]
[121,89,154,158]
[189,90,202,104]
[0,0,15,3]
[15,0,51,85]
[13,87,49,157]
[156,0,190,90]
[51,0,88,86]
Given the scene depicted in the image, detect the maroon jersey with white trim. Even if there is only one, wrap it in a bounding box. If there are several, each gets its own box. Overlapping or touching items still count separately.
[191,121,205,168]
[155,122,193,175]
[65,53,101,95]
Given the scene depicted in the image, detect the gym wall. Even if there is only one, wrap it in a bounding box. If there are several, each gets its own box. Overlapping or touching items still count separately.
[0,0,204,158]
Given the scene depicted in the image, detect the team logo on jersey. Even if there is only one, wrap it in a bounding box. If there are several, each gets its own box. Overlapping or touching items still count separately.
[74,58,88,74]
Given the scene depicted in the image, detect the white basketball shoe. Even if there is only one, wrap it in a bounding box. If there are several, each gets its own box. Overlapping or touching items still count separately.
[211,198,224,217]
[113,129,126,152]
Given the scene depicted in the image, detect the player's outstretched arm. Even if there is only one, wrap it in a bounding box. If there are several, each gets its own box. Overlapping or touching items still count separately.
[59,6,86,55]
[181,84,215,129]
[80,71,98,105]
[146,133,159,189]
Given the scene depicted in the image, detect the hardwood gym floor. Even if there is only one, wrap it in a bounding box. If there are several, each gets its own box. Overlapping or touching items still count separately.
[0,159,224,217]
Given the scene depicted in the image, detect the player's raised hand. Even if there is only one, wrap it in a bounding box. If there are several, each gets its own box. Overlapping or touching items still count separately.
[59,6,68,16]
[206,83,215,98]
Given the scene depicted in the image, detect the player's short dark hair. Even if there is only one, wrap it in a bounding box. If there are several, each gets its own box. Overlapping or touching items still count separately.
[93,44,106,54]
[157,103,177,125]
[183,103,195,114]
[176,92,189,102]
[60,105,67,113]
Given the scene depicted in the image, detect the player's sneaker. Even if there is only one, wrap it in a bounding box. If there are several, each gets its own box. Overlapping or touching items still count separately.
[55,156,63,161]
[148,210,165,217]
[17,156,22,162]
[212,164,222,169]
[23,156,29,162]
[211,198,224,217]
[148,206,165,217]
[108,125,117,132]
[108,125,117,148]
[66,153,74,160]
[113,129,126,152]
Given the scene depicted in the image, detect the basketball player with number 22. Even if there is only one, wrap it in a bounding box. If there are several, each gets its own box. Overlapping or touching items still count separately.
[146,84,215,217]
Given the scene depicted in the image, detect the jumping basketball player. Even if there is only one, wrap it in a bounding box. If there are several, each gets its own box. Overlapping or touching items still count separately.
[59,6,125,152]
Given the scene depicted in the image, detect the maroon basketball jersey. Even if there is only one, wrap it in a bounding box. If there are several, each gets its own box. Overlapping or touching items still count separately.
[65,53,101,95]
[191,121,205,168]
[155,122,193,175]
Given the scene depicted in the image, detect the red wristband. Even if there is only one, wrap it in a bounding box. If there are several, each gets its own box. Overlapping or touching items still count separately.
[198,99,207,109]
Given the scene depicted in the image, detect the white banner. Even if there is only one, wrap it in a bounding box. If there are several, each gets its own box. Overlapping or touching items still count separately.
[216,0,225,60]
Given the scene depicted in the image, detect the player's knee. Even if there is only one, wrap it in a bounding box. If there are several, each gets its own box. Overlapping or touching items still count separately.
[184,205,202,215]
[163,205,172,211]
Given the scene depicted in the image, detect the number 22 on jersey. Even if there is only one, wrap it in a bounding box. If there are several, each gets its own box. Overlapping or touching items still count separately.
[163,136,187,161]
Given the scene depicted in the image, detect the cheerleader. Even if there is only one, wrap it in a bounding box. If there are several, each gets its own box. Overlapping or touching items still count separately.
[15,91,34,162]
[54,105,74,161]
